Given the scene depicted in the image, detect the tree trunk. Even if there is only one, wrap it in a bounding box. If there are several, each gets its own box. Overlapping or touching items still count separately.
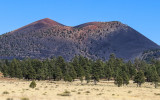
[139,83,141,87]
[155,82,157,88]
[94,80,97,85]
[81,80,83,85]
[87,80,89,84]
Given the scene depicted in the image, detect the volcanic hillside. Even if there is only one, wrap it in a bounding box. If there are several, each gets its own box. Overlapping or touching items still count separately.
[0,18,159,60]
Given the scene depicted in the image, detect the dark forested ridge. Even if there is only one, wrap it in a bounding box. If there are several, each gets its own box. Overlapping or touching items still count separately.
[141,49,160,62]
[0,18,159,61]
[0,54,160,88]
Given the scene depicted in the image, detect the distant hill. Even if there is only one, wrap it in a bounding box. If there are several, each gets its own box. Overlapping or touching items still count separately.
[0,18,159,60]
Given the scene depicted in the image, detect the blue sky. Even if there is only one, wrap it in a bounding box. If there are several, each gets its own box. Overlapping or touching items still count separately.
[0,0,160,44]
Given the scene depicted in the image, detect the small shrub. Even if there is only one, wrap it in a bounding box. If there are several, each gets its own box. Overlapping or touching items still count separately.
[63,90,70,95]
[43,92,47,95]
[12,91,15,93]
[35,88,39,90]
[57,90,71,96]
[44,86,48,88]
[78,89,83,91]
[6,98,13,100]
[3,91,9,94]
[128,91,132,93]
[29,81,36,88]
[85,91,90,93]
[21,97,29,100]
[71,90,76,92]
[154,93,160,96]
[97,93,103,95]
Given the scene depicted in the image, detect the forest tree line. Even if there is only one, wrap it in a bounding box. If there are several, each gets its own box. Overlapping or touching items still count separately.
[0,54,160,88]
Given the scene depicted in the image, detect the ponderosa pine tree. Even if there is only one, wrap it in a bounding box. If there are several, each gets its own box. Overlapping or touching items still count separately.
[148,65,160,88]
[79,65,85,84]
[145,66,153,82]
[91,59,103,85]
[79,55,86,68]
[122,71,129,85]
[21,60,28,79]
[114,75,123,87]
[48,59,56,80]
[55,56,66,74]
[104,63,113,81]
[26,59,36,80]
[71,56,81,77]
[134,58,141,71]
[36,66,45,80]
[53,65,62,81]
[134,71,145,87]
[126,60,136,79]
[85,72,91,83]
[5,59,10,66]
[64,73,72,82]
[9,59,16,77]
[152,71,159,88]
[9,59,23,78]
[70,66,77,81]
[1,64,8,77]
[83,58,91,83]
[71,55,85,84]
[42,61,49,80]
[67,63,77,81]
[84,64,91,83]
[154,60,160,76]
[108,53,116,77]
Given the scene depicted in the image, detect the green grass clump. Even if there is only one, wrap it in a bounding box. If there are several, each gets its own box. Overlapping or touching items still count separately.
[43,92,47,95]
[3,91,9,94]
[85,91,90,93]
[21,97,29,100]
[35,88,39,90]
[154,93,160,96]
[6,98,13,100]
[97,93,103,95]
[128,91,132,93]
[71,90,76,92]
[57,90,71,96]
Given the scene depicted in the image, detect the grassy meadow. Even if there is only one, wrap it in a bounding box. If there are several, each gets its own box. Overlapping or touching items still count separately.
[0,78,160,100]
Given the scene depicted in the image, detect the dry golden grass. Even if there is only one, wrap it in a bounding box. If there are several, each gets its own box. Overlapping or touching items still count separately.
[0,79,160,100]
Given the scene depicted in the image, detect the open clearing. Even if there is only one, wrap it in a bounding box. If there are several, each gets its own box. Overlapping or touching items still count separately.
[0,78,160,100]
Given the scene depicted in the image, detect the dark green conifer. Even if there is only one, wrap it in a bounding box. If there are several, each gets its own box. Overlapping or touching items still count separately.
[134,71,145,87]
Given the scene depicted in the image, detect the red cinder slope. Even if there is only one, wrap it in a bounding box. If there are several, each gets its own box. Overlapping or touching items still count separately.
[10,18,64,34]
